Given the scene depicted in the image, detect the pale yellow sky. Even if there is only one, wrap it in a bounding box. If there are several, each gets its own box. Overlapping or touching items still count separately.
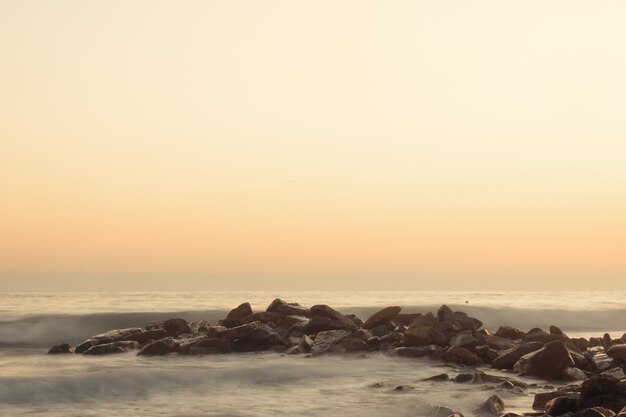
[1,1,625,290]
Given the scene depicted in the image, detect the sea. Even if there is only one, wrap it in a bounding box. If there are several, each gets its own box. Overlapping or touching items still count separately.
[1,291,625,417]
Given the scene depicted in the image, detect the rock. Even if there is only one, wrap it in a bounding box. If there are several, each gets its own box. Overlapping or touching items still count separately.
[592,353,619,373]
[404,326,433,347]
[534,392,580,410]
[394,385,414,391]
[408,313,436,328]
[513,341,575,379]
[138,337,179,356]
[74,327,144,353]
[572,408,617,417]
[475,345,499,363]
[475,394,505,415]
[449,330,479,350]
[310,330,352,355]
[607,345,626,361]
[220,321,283,352]
[618,406,626,417]
[603,334,613,351]
[74,339,100,354]
[430,405,455,417]
[484,334,517,351]
[550,325,567,337]
[341,337,369,352]
[227,302,253,320]
[546,396,579,416]
[444,346,482,366]
[84,340,139,355]
[496,326,524,339]
[162,318,191,336]
[578,375,626,412]
[524,328,557,343]
[491,341,544,369]
[187,337,231,355]
[266,299,308,317]
[363,306,401,329]
[394,345,439,358]
[602,368,626,380]
[561,367,588,381]
[423,373,450,382]
[125,329,168,344]
[309,305,357,330]
[48,343,72,354]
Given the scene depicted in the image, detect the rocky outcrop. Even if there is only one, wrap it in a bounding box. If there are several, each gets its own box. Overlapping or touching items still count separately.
[514,341,575,379]
[363,306,401,329]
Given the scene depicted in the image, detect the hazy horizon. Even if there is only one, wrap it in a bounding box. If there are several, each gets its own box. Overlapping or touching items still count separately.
[2,1,626,291]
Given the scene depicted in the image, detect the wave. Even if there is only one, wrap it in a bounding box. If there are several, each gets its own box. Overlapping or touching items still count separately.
[1,305,624,348]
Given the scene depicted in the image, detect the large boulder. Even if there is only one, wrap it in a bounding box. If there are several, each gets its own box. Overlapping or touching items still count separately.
[394,345,440,358]
[546,396,579,416]
[404,326,433,347]
[125,329,168,344]
[363,306,401,329]
[513,341,575,379]
[187,337,231,355]
[449,330,479,350]
[444,346,482,366]
[266,299,309,317]
[475,394,505,415]
[578,375,626,412]
[84,340,139,355]
[607,345,626,361]
[220,321,283,352]
[491,341,544,369]
[310,330,352,355]
[138,337,179,356]
[162,318,191,336]
[309,305,357,330]
[226,302,253,320]
[484,334,517,351]
[74,327,144,353]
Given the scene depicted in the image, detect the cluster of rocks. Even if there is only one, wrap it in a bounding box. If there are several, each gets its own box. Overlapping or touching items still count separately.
[48,300,626,416]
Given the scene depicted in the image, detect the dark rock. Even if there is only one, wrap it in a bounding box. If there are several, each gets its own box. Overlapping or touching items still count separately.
[220,321,283,352]
[394,345,439,358]
[162,318,191,337]
[138,337,179,356]
[423,373,450,382]
[84,340,139,355]
[449,330,479,350]
[484,334,517,351]
[394,385,414,391]
[404,326,433,347]
[546,396,579,416]
[496,326,524,339]
[74,339,100,354]
[310,330,352,355]
[578,375,626,412]
[533,391,579,410]
[363,306,401,329]
[455,373,474,383]
[607,345,626,361]
[524,328,557,343]
[514,341,575,379]
[266,299,309,317]
[561,367,588,381]
[341,337,369,352]
[309,305,357,330]
[444,346,482,366]
[475,394,505,415]
[125,329,168,344]
[592,353,619,373]
[227,302,253,320]
[430,405,455,417]
[572,408,617,417]
[550,325,567,337]
[603,334,613,351]
[48,343,72,354]
[187,337,231,355]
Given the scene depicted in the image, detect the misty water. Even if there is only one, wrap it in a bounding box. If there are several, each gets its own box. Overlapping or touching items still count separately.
[1,291,625,416]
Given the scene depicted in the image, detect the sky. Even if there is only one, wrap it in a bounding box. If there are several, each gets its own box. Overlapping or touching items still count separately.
[1,1,625,291]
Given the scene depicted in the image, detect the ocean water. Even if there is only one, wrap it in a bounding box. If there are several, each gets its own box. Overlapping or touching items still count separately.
[1,291,625,417]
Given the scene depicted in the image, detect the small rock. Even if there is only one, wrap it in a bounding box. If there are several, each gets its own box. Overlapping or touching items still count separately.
[475,394,505,415]
[48,343,72,354]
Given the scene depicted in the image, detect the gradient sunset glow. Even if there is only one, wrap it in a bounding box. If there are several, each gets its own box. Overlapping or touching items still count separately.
[1,1,625,290]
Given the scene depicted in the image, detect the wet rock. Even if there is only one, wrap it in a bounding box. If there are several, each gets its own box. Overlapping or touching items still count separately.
[534,392,580,410]
[74,339,100,354]
[309,305,357,330]
[546,396,579,416]
[484,334,518,351]
[496,326,524,340]
[592,353,619,373]
[84,340,139,355]
[125,329,168,344]
[310,330,352,355]
[363,306,401,329]
[492,341,544,369]
[394,345,439,358]
[74,328,144,353]
[226,302,253,320]
[561,367,588,381]
[475,394,505,415]
[394,385,414,391]
[138,337,179,356]
[220,321,283,352]
[187,337,231,355]
[48,343,72,354]
[423,373,450,382]
[162,318,191,337]
[404,326,433,347]
[578,375,626,412]
[514,341,575,379]
[266,299,309,317]
[430,405,455,417]
[449,330,479,350]
[550,325,567,337]
[444,345,482,366]
[607,345,626,361]
[603,334,613,351]
[341,337,369,352]
[475,345,499,363]
[602,368,626,380]
[408,313,436,329]
[524,328,557,343]
[572,408,617,417]
[618,406,626,417]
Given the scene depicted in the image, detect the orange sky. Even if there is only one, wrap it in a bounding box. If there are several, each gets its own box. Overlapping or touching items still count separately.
[1,1,625,290]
